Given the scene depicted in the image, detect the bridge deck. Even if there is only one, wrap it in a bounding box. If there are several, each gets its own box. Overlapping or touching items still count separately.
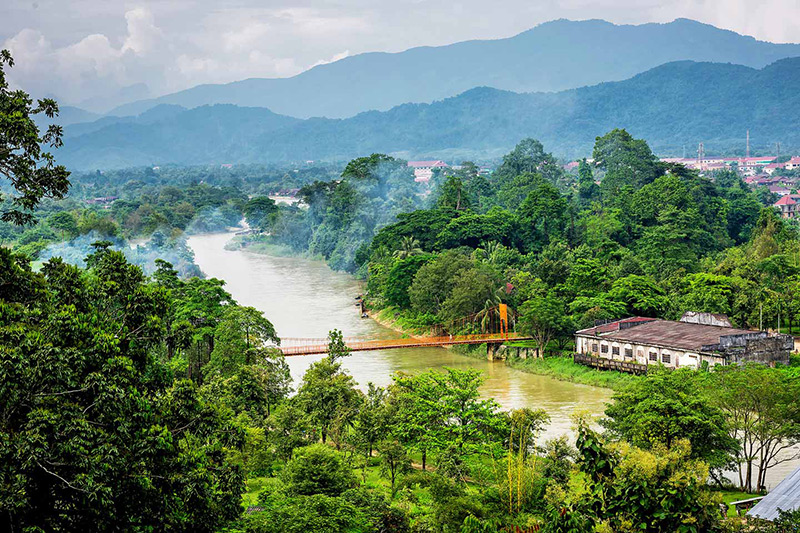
[279,333,531,356]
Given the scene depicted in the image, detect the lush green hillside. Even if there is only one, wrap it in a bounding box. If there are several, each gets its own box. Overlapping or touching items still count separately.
[56,58,800,169]
[107,18,800,119]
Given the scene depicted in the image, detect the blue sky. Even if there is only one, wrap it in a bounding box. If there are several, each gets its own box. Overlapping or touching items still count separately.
[2,0,798,110]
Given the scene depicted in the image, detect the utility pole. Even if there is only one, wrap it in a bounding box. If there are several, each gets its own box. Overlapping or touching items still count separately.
[697,142,704,164]
[746,130,750,159]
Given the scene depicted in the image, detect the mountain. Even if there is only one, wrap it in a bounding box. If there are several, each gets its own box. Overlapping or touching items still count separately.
[106,18,800,120]
[33,106,101,133]
[54,58,800,169]
[57,105,301,169]
[63,104,188,138]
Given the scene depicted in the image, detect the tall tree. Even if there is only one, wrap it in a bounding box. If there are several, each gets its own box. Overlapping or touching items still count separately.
[593,129,660,201]
[0,247,245,531]
[713,365,800,492]
[519,296,567,358]
[295,330,360,444]
[603,369,738,474]
[0,50,71,225]
[392,368,505,481]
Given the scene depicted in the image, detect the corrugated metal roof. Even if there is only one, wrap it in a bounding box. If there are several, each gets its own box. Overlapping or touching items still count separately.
[575,317,656,335]
[748,465,800,521]
[578,319,755,352]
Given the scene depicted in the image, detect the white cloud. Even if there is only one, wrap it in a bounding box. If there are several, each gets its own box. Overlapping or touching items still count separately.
[1,0,799,112]
[122,7,164,55]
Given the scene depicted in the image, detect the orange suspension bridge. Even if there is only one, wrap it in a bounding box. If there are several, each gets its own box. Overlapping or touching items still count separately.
[277,304,532,356]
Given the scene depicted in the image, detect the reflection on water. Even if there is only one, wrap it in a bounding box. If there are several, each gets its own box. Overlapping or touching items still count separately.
[188,232,612,440]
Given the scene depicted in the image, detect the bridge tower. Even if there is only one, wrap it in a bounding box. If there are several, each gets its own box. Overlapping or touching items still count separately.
[498,303,509,339]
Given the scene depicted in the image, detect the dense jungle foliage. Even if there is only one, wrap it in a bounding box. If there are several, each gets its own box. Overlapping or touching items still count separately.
[4,48,800,532]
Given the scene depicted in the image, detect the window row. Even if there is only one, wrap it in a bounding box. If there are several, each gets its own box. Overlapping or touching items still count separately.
[590,343,671,364]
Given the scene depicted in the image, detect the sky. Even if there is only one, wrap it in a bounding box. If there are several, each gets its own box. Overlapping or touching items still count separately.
[2,0,799,111]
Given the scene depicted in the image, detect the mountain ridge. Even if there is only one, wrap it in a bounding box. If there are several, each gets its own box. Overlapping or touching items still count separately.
[53,57,800,170]
[105,18,800,120]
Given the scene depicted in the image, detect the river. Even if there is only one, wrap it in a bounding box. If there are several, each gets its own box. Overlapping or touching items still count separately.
[187,231,611,441]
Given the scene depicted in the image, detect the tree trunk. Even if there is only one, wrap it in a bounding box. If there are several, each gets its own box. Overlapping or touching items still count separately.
[422,449,427,471]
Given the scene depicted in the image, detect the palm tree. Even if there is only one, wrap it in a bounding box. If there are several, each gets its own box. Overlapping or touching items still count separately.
[394,236,423,259]
[474,241,503,264]
[476,288,506,333]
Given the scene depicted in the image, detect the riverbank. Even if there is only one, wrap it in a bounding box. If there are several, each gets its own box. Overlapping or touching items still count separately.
[223,234,296,257]
[369,307,438,338]
[451,343,637,390]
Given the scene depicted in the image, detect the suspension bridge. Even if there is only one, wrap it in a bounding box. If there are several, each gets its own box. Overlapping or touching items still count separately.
[278,304,532,356]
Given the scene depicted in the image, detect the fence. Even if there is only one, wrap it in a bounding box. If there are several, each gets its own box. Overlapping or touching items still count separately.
[573,353,649,375]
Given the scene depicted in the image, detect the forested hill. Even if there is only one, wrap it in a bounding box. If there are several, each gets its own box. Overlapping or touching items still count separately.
[56,58,800,169]
[107,18,800,119]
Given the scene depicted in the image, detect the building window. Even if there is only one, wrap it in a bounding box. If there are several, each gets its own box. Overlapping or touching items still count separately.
[624,348,633,358]
[612,346,620,356]
[649,352,658,362]
[662,353,671,364]
[601,344,609,354]
[591,343,598,353]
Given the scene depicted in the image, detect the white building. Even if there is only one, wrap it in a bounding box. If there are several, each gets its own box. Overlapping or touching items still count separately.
[574,314,791,369]
[407,160,449,183]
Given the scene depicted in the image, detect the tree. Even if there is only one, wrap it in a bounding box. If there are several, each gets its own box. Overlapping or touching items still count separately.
[435,209,516,249]
[607,274,667,317]
[570,420,722,533]
[592,129,660,200]
[206,306,279,377]
[0,247,245,531]
[0,50,71,225]
[519,296,567,358]
[680,272,742,319]
[383,254,432,309]
[409,250,473,315]
[603,368,738,473]
[352,383,390,476]
[269,402,313,462]
[392,368,505,481]
[515,180,568,252]
[393,235,423,259]
[281,444,357,496]
[713,365,800,492]
[436,174,471,211]
[576,158,599,206]
[378,439,411,497]
[439,268,499,326]
[494,138,563,191]
[295,331,360,443]
[222,359,291,419]
[172,276,235,378]
[46,211,79,239]
[243,196,278,230]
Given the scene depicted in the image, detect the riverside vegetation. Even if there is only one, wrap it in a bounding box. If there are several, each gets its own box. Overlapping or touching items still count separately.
[5,49,800,532]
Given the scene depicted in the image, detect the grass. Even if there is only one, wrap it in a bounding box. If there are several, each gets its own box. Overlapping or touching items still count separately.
[373,307,439,336]
[506,355,639,390]
[242,477,270,508]
[716,489,763,517]
[452,341,637,390]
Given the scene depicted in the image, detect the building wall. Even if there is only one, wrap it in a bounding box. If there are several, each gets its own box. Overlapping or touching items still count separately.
[575,334,726,370]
